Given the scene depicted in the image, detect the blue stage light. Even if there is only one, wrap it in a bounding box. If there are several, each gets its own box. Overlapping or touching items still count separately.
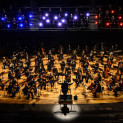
[1,17,5,21]
[19,23,24,28]
[29,23,33,26]
[7,24,11,28]
[29,14,33,18]
[18,17,22,21]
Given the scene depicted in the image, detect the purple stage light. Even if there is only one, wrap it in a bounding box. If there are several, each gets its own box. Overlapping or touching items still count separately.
[46,19,50,23]
[42,16,46,20]
[39,22,43,27]
[74,15,78,20]
[45,13,49,17]
[61,19,65,23]
[54,16,58,20]
[58,22,62,27]
[86,13,90,17]
[64,13,68,17]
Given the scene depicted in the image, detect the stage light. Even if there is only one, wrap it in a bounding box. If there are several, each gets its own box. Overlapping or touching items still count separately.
[29,14,33,18]
[39,22,43,27]
[42,16,46,20]
[64,13,68,17]
[119,16,122,20]
[46,19,50,23]
[73,16,78,20]
[95,21,98,25]
[111,10,115,14]
[86,13,90,17]
[18,17,22,21]
[61,19,65,23]
[54,16,58,20]
[120,22,123,26]
[58,22,62,27]
[7,24,11,28]
[29,23,33,26]
[19,23,24,28]
[45,13,49,17]
[95,15,98,19]
[106,22,110,26]
[1,17,5,21]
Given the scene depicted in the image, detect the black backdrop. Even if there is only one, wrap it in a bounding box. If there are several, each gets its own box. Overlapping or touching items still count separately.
[0,30,123,56]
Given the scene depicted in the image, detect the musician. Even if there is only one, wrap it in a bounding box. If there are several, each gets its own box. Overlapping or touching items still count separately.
[12,54,17,67]
[89,51,94,62]
[53,66,59,79]
[2,57,7,69]
[0,79,4,90]
[100,51,104,64]
[67,56,71,66]
[94,61,99,74]
[71,60,76,72]
[71,50,77,60]
[8,70,13,80]
[47,60,52,72]
[83,60,89,73]
[86,69,91,83]
[9,61,14,72]
[93,83,102,98]
[11,83,20,98]
[118,60,123,76]
[113,81,123,97]
[67,45,71,56]
[57,80,73,100]
[61,60,65,72]
[48,50,52,60]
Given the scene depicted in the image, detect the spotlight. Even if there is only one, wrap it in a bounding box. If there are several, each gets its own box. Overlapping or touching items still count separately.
[18,17,22,21]
[120,22,123,26]
[42,16,46,20]
[39,22,43,27]
[73,15,78,20]
[119,16,122,20]
[29,14,33,18]
[58,22,62,27]
[111,10,115,14]
[45,13,49,17]
[29,23,33,26]
[95,21,98,25]
[54,16,58,20]
[1,17,5,21]
[46,19,50,23]
[106,22,110,26]
[7,24,11,28]
[86,13,90,17]
[64,13,68,17]
[19,23,24,28]
[95,15,98,19]
[61,19,66,23]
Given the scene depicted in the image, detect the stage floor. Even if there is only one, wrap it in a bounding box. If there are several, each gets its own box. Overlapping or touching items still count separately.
[0,103,123,123]
[0,54,123,104]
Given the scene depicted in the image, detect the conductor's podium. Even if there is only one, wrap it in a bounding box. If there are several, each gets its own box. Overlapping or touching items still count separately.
[59,95,73,104]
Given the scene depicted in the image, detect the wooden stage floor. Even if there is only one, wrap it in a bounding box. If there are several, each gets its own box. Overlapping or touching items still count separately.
[0,54,123,104]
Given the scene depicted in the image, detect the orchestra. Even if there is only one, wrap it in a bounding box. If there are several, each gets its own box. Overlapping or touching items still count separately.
[0,42,123,101]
